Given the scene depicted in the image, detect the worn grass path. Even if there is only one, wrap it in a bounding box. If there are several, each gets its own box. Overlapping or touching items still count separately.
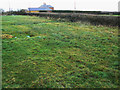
[2,15,119,88]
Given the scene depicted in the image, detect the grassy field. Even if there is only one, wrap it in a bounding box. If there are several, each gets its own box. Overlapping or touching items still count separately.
[2,15,119,88]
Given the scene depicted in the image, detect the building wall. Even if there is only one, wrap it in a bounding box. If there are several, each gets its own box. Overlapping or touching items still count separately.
[49,7,54,10]
[27,11,39,13]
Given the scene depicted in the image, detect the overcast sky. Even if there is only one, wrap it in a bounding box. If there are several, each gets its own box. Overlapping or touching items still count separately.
[0,0,119,11]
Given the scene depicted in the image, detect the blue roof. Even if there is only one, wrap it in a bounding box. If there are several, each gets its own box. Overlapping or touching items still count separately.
[28,8,52,11]
[47,5,53,7]
[28,4,53,11]
[40,4,53,8]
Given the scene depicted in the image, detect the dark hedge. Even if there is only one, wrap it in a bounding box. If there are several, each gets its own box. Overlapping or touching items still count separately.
[23,13,119,27]
[52,10,120,15]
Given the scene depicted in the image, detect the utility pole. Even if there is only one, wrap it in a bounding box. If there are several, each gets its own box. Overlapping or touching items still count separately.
[9,0,10,11]
[74,0,76,10]
[118,1,120,12]
[73,0,76,13]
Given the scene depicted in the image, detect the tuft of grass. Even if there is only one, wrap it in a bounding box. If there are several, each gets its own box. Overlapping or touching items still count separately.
[2,15,119,88]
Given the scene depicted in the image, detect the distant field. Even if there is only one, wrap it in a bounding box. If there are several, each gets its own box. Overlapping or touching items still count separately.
[2,15,119,88]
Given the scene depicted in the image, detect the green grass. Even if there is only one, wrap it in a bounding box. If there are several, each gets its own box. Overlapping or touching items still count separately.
[99,14,120,16]
[2,15,119,88]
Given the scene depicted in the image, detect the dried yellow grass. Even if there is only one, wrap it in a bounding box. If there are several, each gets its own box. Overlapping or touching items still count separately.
[1,34,14,39]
